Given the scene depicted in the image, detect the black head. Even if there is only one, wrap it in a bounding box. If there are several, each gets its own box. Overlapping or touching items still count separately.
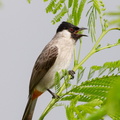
[57,21,79,33]
[57,21,87,40]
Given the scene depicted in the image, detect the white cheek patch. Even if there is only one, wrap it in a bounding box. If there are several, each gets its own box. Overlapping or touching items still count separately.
[61,30,71,38]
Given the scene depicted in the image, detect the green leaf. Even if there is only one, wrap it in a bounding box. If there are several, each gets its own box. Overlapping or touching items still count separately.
[77,0,87,25]
[85,106,107,120]
[107,79,120,119]
[54,72,61,93]
[62,75,120,102]
[43,0,49,1]
[77,99,103,113]
[77,67,85,84]
[68,0,73,8]
[46,0,56,13]
[88,66,101,79]
[87,60,120,78]
[66,105,76,120]
[52,6,68,24]
[27,0,31,3]
[70,95,80,107]
[52,0,65,14]
[87,0,106,41]
[117,39,120,44]
[72,0,78,25]
[92,0,101,14]
[105,7,120,27]
[65,98,103,120]
[65,95,81,120]
[106,12,120,16]
[87,6,97,42]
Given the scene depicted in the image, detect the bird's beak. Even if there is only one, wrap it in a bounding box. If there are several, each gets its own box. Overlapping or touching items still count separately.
[79,28,88,37]
[79,27,87,31]
[74,27,88,38]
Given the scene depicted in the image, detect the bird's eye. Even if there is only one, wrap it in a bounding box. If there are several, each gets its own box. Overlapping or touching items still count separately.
[69,28,74,32]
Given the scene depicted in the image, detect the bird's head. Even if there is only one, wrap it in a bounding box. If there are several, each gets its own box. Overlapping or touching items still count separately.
[57,21,87,41]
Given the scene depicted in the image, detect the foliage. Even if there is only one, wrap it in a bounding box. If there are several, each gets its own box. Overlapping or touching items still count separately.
[44,0,88,25]
[27,0,120,120]
[87,0,107,42]
[66,98,103,120]
[88,60,120,79]
[107,79,120,119]
[62,75,120,102]
[105,6,120,27]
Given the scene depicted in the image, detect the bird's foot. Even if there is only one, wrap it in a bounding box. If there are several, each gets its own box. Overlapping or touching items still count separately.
[47,89,60,99]
[68,70,75,79]
[52,93,60,99]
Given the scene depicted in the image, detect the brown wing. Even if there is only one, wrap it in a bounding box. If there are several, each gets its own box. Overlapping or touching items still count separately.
[29,45,58,95]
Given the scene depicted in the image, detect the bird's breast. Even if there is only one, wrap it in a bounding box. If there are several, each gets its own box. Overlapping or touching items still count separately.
[36,37,75,92]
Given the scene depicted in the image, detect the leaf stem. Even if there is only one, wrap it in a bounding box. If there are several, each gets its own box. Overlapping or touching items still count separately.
[97,43,120,51]
[39,79,69,120]
[73,27,120,71]
[39,98,59,120]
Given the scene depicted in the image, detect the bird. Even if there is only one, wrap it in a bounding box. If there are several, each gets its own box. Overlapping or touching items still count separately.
[22,21,87,120]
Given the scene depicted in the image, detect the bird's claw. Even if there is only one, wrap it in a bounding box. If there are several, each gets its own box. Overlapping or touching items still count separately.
[52,94,60,99]
[68,70,75,79]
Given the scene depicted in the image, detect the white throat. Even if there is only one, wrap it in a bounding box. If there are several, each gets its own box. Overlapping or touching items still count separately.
[57,30,71,39]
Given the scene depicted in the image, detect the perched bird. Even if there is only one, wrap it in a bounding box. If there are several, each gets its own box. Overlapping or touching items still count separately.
[22,21,87,120]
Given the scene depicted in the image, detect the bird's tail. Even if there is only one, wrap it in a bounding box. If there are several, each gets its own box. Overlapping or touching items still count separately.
[22,97,37,120]
[22,90,43,120]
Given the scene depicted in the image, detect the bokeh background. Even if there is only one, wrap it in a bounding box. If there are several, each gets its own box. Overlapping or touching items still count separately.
[0,0,120,120]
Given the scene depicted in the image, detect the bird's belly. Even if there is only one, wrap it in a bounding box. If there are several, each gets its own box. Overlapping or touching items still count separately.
[36,47,73,92]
